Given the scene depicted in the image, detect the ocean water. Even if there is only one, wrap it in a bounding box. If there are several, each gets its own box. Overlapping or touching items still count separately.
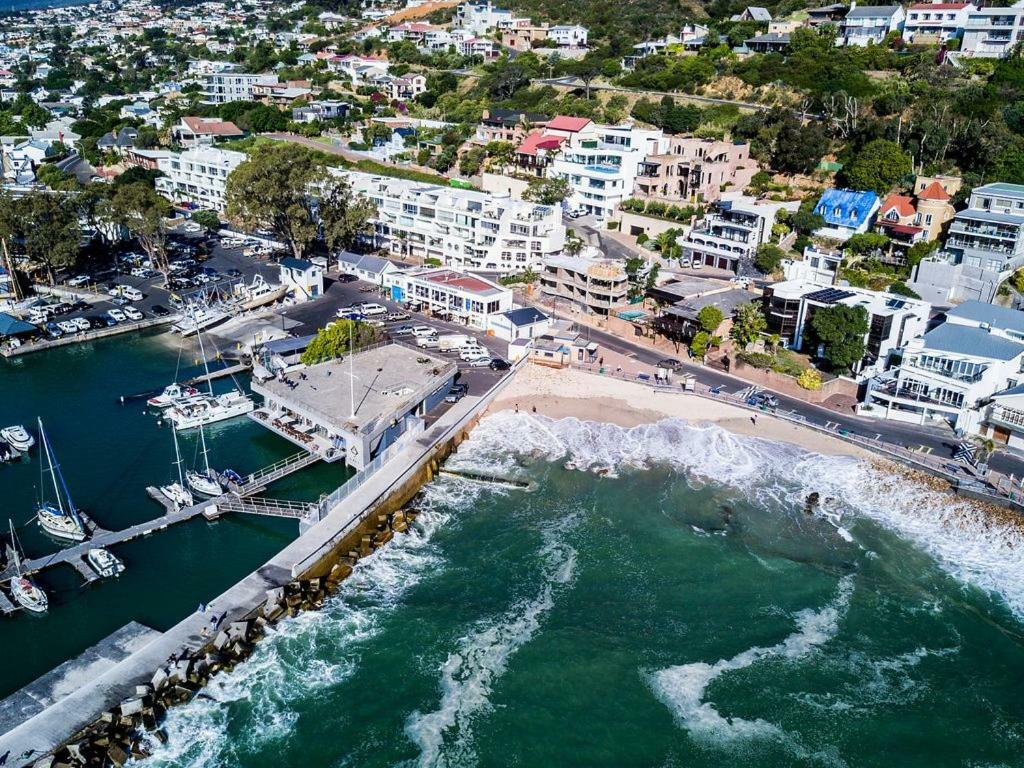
[1,0,92,14]
[137,411,1024,768]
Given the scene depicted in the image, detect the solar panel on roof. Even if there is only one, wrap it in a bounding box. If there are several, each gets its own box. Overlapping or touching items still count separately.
[885,298,906,310]
[804,288,855,304]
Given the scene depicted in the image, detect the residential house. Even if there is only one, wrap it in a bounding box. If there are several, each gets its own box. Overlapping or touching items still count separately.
[632,137,759,204]
[172,116,244,146]
[875,178,957,263]
[389,74,427,101]
[647,275,759,343]
[813,188,882,241]
[960,0,1024,57]
[340,169,566,273]
[514,129,567,177]
[336,251,402,286]
[744,32,791,52]
[840,5,906,45]
[487,306,552,341]
[621,35,680,70]
[732,6,772,21]
[782,245,845,285]
[539,253,629,315]
[903,1,975,43]
[326,54,391,84]
[806,3,850,26]
[154,145,246,212]
[763,280,930,376]
[549,25,589,47]
[500,21,551,51]
[279,257,324,301]
[863,300,1024,440]
[97,126,139,155]
[455,0,513,34]
[679,195,799,273]
[475,108,547,145]
[292,100,351,123]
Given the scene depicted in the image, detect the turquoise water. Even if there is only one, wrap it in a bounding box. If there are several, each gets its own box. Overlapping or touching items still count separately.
[0,332,351,698]
[137,412,1024,767]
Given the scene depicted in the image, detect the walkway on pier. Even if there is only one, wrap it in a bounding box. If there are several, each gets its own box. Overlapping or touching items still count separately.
[233,450,321,495]
[213,496,317,520]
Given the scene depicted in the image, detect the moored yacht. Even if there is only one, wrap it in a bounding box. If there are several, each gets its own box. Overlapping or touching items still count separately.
[166,390,254,430]
[7,520,47,613]
[147,384,200,409]
[1,424,34,452]
[159,422,194,510]
[35,419,87,542]
[87,548,125,578]
[186,417,223,497]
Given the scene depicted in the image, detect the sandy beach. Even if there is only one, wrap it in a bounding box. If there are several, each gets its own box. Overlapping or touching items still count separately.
[489,364,872,460]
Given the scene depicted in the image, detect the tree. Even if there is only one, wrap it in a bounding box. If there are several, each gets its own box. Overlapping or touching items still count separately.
[300,318,383,365]
[563,237,584,256]
[697,305,724,334]
[690,330,713,359]
[485,140,515,173]
[754,244,786,274]
[523,176,571,205]
[104,183,172,278]
[840,139,912,194]
[190,210,221,231]
[906,239,939,269]
[226,143,326,258]
[458,146,486,177]
[730,302,767,348]
[844,232,889,257]
[4,192,81,284]
[809,303,869,373]
[797,368,822,390]
[318,174,375,253]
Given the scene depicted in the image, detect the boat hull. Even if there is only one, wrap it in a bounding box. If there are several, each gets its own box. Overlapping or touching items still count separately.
[11,578,48,613]
[1,426,34,452]
[186,471,222,497]
[37,507,87,542]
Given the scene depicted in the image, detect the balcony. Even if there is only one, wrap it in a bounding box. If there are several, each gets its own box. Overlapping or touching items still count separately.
[904,358,985,383]
[989,403,1024,431]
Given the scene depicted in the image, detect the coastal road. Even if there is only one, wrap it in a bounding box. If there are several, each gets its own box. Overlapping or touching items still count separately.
[574,321,1024,479]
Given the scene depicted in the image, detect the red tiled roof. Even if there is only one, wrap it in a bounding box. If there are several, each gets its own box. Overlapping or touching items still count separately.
[181,116,243,136]
[516,130,566,156]
[880,194,916,218]
[880,222,924,235]
[546,115,592,132]
[918,180,952,201]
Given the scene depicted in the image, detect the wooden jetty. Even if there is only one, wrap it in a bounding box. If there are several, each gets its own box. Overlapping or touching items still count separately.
[185,362,250,387]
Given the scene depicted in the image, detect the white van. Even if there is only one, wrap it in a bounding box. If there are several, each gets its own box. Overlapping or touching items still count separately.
[437,334,471,352]
[416,336,440,348]
[120,287,144,302]
[410,326,437,338]
[359,303,387,317]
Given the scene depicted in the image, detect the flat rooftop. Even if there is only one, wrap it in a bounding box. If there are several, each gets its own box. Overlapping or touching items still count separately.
[255,343,456,434]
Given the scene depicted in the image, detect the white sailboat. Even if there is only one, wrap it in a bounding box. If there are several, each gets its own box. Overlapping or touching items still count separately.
[87,548,125,578]
[186,422,222,497]
[166,321,252,430]
[7,520,47,613]
[35,419,87,542]
[147,383,200,409]
[159,421,194,510]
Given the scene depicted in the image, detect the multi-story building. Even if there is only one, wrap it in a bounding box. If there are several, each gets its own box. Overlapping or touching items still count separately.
[154,146,246,212]
[201,71,278,104]
[960,0,1024,57]
[946,182,1024,274]
[499,20,551,51]
[762,280,930,376]
[813,188,881,242]
[291,100,351,124]
[875,177,957,263]
[679,196,799,273]
[475,108,547,145]
[539,253,629,315]
[384,267,513,328]
[632,137,759,205]
[903,1,975,43]
[839,4,906,45]
[340,170,566,274]
[545,118,666,221]
[455,0,513,34]
[548,25,589,47]
[863,301,1024,441]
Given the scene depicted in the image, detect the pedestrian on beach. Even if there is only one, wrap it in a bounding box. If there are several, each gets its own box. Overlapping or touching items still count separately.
[751,414,757,426]
[532,405,537,413]
[515,403,519,413]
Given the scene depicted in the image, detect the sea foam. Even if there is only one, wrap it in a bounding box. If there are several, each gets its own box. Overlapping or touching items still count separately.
[454,412,1024,620]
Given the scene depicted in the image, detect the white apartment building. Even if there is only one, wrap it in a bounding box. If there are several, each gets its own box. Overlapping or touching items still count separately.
[384,267,513,328]
[201,71,279,104]
[339,170,566,274]
[863,301,1024,445]
[960,0,1024,58]
[545,118,666,221]
[903,1,975,43]
[154,146,246,212]
[455,0,513,34]
[679,195,799,274]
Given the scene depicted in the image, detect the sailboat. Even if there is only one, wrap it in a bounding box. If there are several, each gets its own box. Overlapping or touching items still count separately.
[186,422,222,497]
[159,421,194,510]
[35,419,87,542]
[7,520,47,613]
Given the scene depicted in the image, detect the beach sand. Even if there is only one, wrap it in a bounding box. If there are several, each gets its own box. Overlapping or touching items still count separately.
[489,364,871,460]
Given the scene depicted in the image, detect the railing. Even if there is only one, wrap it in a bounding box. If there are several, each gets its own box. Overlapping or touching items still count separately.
[218,496,318,519]
[244,450,315,485]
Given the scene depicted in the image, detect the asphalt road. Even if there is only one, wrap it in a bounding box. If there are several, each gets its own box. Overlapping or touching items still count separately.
[576,321,1024,478]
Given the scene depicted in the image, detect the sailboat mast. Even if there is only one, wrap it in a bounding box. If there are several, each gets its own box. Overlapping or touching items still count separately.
[8,519,21,576]
[172,421,185,486]
[193,316,214,398]
[198,422,211,474]
[39,419,64,514]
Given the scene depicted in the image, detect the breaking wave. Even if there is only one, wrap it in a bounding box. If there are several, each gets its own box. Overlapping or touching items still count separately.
[404,516,578,768]
[457,412,1024,619]
[648,576,854,756]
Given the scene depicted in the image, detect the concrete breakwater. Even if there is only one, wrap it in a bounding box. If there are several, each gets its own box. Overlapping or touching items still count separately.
[1,362,525,767]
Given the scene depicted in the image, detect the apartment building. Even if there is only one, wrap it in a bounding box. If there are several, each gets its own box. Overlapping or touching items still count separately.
[291,100,351,123]
[960,0,1024,57]
[762,280,930,376]
[455,0,513,34]
[863,301,1024,442]
[679,196,799,273]
[545,118,666,221]
[903,1,975,43]
[201,71,278,104]
[549,25,588,47]
[340,170,566,274]
[632,137,759,205]
[539,253,629,315]
[839,4,906,45]
[154,146,246,212]
[384,267,513,328]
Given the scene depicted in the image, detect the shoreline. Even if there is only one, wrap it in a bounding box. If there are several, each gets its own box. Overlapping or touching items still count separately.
[488,365,872,460]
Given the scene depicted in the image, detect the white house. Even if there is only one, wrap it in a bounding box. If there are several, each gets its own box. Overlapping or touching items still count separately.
[680,195,799,273]
[384,267,514,328]
[154,146,246,212]
[548,25,588,47]
[903,1,975,43]
[487,306,552,341]
[960,0,1024,57]
[840,4,906,46]
[337,252,402,286]
[279,257,324,301]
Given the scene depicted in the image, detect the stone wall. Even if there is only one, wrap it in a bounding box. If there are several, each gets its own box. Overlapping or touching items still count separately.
[729,356,857,404]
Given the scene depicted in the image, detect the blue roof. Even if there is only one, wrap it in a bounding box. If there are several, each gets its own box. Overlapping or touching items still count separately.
[814,189,880,228]
[923,323,1024,361]
[280,257,315,271]
[0,312,37,336]
[945,300,1024,334]
[502,307,548,326]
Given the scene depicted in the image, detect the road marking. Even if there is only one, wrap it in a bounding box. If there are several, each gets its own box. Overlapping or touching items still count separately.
[917,445,933,455]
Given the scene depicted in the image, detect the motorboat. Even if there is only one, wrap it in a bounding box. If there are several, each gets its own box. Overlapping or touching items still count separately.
[159,422,195,511]
[166,390,254,430]
[147,384,200,409]
[35,419,87,542]
[171,305,229,336]
[1,424,34,452]
[7,520,47,613]
[87,548,125,578]
[237,274,287,311]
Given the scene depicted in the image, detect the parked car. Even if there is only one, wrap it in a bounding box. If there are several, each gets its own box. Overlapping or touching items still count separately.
[111,296,130,307]
[57,319,78,334]
[358,303,387,317]
[120,287,144,302]
[410,326,437,338]
[565,207,585,219]
[390,324,414,335]
[747,392,779,409]
[489,359,511,371]
[151,304,171,317]
[467,356,493,367]
[123,307,144,321]
[67,275,90,287]
[87,316,107,330]
[72,317,91,332]
[130,266,149,278]
[44,322,62,339]
[71,300,90,312]
[444,383,468,403]
[459,348,489,362]
[386,311,410,322]
[107,309,126,323]
[657,358,683,371]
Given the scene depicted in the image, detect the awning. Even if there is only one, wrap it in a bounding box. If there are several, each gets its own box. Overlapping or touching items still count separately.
[0,312,37,337]
[586,342,598,351]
